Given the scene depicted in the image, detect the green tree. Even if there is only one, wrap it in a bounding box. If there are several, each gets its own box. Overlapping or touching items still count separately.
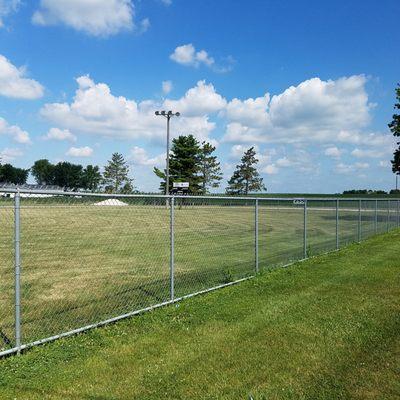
[154,134,202,194]
[53,162,83,190]
[226,147,266,195]
[0,164,29,185]
[103,153,133,193]
[198,141,223,194]
[389,84,400,177]
[31,159,55,185]
[81,165,102,192]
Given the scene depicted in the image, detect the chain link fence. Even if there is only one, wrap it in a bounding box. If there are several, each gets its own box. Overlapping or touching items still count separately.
[0,189,399,356]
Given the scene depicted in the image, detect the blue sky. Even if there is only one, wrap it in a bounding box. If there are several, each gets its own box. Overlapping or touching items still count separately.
[0,0,399,193]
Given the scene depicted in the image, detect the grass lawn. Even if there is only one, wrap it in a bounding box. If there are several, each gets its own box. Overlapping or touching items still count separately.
[0,229,399,399]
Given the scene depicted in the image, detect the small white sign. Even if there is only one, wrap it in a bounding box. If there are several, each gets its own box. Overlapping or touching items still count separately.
[293,199,305,205]
[173,182,189,188]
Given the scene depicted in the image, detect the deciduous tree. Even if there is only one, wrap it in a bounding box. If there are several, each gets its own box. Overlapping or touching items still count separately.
[389,84,400,177]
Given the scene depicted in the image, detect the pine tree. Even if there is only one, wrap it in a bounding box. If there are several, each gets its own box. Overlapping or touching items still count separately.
[198,141,223,194]
[103,153,133,193]
[154,134,202,194]
[389,84,400,176]
[226,147,266,195]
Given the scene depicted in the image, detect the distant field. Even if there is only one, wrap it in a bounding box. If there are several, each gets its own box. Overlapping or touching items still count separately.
[0,196,398,352]
[0,229,399,399]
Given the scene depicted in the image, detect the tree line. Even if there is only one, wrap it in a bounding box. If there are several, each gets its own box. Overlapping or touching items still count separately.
[0,137,265,195]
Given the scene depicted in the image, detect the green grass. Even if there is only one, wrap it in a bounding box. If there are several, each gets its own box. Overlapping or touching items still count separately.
[0,230,399,399]
[0,198,398,350]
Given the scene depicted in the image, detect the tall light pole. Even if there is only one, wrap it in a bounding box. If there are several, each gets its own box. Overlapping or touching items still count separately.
[155,110,180,195]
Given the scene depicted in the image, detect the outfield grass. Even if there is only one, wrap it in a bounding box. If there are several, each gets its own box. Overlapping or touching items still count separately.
[0,197,398,352]
[0,229,399,399]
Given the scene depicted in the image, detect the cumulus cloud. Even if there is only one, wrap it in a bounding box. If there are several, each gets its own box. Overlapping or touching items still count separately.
[0,117,31,144]
[128,146,164,166]
[263,164,279,175]
[43,127,77,142]
[41,76,220,144]
[164,80,226,117]
[0,54,44,99]
[66,146,93,157]
[324,146,343,159]
[170,44,214,67]
[32,0,142,37]
[378,160,391,168]
[162,80,173,95]
[0,0,20,28]
[0,147,23,162]
[223,76,374,145]
[335,162,369,175]
[351,147,386,158]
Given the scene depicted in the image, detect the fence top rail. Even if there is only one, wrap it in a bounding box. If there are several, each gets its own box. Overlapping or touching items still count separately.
[0,188,399,202]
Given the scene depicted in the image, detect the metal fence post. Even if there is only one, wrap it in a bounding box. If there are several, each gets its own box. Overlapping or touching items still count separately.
[303,200,307,259]
[336,199,339,250]
[255,199,259,273]
[14,191,21,354]
[358,199,361,242]
[170,196,175,301]
[387,200,390,232]
[375,199,378,234]
[397,199,400,228]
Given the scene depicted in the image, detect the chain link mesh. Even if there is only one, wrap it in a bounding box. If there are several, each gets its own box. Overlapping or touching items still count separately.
[0,191,399,356]
[0,195,15,352]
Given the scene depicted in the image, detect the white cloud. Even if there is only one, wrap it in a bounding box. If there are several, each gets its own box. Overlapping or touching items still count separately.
[32,0,139,37]
[351,147,386,158]
[276,156,293,167]
[164,80,226,117]
[0,54,44,99]
[0,147,23,162]
[162,80,173,95]
[379,160,391,168]
[66,146,93,157]
[170,44,214,67]
[324,146,342,159]
[128,146,164,166]
[335,162,369,175]
[41,76,219,144]
[0,117,31,144]
[160,0,172,5]
[43,127,77,142]
[223,76,372,145]
[0,0,20,28]
[263,164,279,175]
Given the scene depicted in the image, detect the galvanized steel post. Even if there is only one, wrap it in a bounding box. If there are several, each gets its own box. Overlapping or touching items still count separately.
[14,191,21,354]
[375,199,378,234]
[170,197,175,301]
[397,199,400,228]
[387,200,390,232]
[255,199,259,273]
[303,200,307,259]
[358,199,361,242]
[336,199,339,250]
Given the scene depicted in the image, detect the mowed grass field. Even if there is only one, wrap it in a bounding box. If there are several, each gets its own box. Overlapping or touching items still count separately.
[0,228,399,399]
[0,197,398,351]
